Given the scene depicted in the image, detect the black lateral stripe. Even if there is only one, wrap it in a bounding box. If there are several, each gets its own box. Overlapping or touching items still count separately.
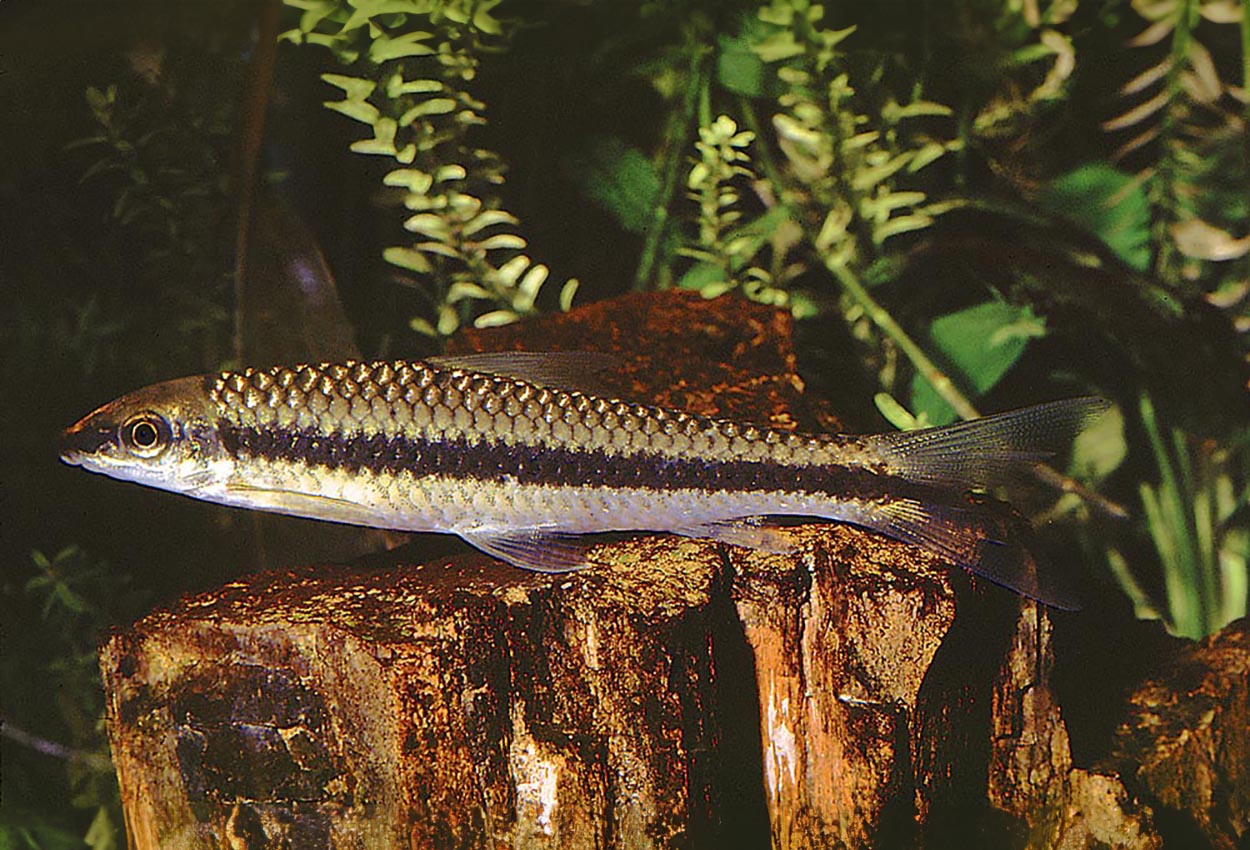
[220,424,907,500]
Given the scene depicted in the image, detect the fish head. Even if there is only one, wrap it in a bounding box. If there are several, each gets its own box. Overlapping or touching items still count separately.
[60,376,229,495]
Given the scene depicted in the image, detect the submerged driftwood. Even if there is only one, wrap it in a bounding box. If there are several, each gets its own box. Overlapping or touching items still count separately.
[101,291,1208,849]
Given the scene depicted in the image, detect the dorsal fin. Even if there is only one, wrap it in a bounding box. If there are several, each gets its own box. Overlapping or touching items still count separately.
[425,351,620,393]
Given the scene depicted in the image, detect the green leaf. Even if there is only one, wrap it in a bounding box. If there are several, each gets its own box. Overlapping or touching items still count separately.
[471,0,505,35]
[290,0,339,34]
[788,291,820,319]
[383,246,433,273]
[567,136,660,234]
[447,281,489,303]
[84,807,117,850]
[436,304,460,336]
[350,118,400,156]
[910,300,1047,425]
[476,234,527,251]
[678,262,729,293]
[873,392,922,430]
[410,315,438,336]
[722,204,793,264]
[475,309,520,328]
[399,98,458,126]
[517,263,549,300]
[908,140,955,173]
[1039,164,1150,272]
[321,73,377,100]
[324,98,381,125]
[461,209,518,237]
[386,75,443,98]
[717,33,767,97]
[559,279,579,312]
[384,168,433,194]
[1069,402,1127,482]
[752,31,805,63]
[871,213,933,244]
[369,31,435,63]
[881,100,953,122]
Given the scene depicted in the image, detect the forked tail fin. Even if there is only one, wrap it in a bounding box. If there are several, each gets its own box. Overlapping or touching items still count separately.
[865,397,1112,490]
[860,397,1111,608]
[864,494,1080,609]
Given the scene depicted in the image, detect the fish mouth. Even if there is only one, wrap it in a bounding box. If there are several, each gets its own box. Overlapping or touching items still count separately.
[59,419,116,466]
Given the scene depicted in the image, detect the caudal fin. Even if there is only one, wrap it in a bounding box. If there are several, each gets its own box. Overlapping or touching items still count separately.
[865,396,1111,490]
[862,495,1081,609]
[857,397,1110,608]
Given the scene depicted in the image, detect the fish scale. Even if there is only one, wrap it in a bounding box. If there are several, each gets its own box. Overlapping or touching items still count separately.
[209,360,829,467]
[60,352,1110,607]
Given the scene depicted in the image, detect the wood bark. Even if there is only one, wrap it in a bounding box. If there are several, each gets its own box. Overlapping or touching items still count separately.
[1109,617,1250,849]
[101,291,1180,849]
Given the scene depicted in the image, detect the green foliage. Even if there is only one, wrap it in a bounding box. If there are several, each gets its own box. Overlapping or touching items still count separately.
[567,137,662,235]
[910,300,1047,426]
[2,546,140,850]
[1104,0,1250,290]
[678,115,808,310]
[1110,396,1250,638]
[282,0,578,337]
[751,1,959,270]
[1039,163,1152,272]
[66,59,238,374]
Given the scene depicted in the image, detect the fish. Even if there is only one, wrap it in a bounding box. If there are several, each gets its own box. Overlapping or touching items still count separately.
[60,352,1110,607]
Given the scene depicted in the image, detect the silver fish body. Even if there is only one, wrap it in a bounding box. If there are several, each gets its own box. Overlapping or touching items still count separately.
[60,353,1109,604]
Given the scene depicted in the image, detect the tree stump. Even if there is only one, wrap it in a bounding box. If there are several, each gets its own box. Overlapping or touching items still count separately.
[100,291,1162,849]
[1109,617,1250,850]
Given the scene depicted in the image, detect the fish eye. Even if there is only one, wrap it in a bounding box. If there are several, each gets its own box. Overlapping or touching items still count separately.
[120,413,170,458]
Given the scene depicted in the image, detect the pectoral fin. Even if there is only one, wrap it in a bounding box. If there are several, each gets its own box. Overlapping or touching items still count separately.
[224,482,385,527]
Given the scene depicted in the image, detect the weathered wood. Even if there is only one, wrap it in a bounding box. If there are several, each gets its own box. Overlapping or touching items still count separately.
[1110,617,1250,850]
[729,528,956,848]
[100,291,1168,849]
[103,539,732,848]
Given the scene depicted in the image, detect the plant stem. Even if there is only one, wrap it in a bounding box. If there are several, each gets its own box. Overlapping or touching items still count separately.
[1151,0,1199,282]
[0,714,113,772]
[825,261,979,420]
[736,98,975,418]
[633,38,708,291]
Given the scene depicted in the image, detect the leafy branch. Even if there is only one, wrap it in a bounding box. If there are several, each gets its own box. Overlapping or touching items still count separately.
[283,0,578,337]
[1104,0,1250,292]
[741,0,974,418]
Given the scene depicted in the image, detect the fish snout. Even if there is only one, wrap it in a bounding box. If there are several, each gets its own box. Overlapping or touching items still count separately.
[59,416,117,465]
